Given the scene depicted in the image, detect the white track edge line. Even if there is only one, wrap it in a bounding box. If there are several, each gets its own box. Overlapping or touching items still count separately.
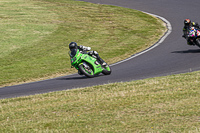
[111,11,172,66]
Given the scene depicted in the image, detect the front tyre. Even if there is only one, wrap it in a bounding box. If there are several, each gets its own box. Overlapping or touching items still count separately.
[78,62,94,78]
[102,65,112,75]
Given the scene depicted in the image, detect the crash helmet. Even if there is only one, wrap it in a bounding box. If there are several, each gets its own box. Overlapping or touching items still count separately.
[184,19,191,26]
[69,42,78,50]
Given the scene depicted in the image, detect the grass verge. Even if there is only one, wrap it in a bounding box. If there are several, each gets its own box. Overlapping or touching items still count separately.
[0,71,199,132]
[1,0,199,132]
[0,0,166,87]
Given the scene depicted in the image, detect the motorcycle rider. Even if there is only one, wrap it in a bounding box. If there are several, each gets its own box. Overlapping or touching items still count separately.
[182,19,200,45]
[69,42,107,66]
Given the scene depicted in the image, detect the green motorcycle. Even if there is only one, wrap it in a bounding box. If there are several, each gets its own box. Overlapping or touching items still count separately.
[69,49,111,78]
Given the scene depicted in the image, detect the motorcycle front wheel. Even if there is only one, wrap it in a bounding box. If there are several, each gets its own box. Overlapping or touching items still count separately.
[78,62,94,78]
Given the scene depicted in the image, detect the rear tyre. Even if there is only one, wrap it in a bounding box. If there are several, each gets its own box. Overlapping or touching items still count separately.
[78,63,94,78]
[102,65,112,75]
[196,38,200,48]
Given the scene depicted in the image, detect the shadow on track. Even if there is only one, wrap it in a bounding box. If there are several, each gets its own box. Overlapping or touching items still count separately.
[172,49,200,54]
[56,76,88,80]
[56,74,104,80]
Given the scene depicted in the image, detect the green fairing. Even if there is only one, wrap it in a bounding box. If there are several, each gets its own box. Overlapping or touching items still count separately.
[69,49,111,78]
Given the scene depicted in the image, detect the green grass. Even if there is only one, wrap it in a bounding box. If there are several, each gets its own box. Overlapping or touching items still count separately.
[0,71,199,132]
[1,0,199,132]
[0,0,165,87]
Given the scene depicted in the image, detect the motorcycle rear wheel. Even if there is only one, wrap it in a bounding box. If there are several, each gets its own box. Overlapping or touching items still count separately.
[102,65,112,75]
[196,38,200,48]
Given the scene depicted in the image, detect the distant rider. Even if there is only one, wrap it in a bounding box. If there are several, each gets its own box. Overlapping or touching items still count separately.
[182,19,200,45]
[69,42,107,66]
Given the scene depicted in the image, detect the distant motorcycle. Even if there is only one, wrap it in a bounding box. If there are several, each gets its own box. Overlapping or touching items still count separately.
[69,49,111,78]
[187,27,200,47]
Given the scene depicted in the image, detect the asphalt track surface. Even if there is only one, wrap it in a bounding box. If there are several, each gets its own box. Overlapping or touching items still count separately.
[1,0,200,99]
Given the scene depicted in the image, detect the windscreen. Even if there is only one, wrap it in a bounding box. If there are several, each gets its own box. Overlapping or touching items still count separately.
[69,49,77,58]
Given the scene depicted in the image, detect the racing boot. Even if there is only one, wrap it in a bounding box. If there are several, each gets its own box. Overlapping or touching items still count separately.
[89,50,107,66]
[96,55,107,67]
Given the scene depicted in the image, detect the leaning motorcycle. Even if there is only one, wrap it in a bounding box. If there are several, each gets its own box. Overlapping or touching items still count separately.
[69,49,111,78]
[187,27,200,47]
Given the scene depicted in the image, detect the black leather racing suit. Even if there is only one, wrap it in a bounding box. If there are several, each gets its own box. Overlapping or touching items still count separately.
[78,45,106,65]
